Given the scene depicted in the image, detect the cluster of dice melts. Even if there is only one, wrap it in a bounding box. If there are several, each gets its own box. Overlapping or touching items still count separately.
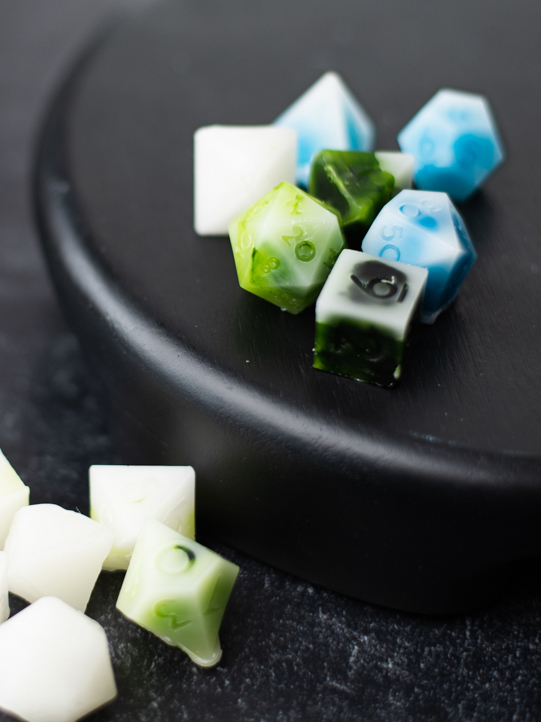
[0,448,236,722]
[194,73,505,387]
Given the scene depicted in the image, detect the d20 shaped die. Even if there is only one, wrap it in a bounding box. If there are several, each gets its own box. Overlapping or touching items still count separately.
[5,504,114,611]
[194,125,297,235]
[274,71,375,187]
[361,189,477,323]
[117,519,239,667]
[229,181,346,314]
[308,150,396,242]
[397,88,505,201]
[314,249,427,387]
[0,597,117,722]
[0,448,29,549]
[90,465,196,571]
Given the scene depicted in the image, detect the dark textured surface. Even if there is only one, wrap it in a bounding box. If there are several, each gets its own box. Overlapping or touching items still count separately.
[2,0,541,720]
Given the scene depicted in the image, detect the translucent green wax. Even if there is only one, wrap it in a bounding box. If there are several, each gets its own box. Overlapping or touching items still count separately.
[116,520,239,667]
[308,151,395,242]
[229,182,346,314]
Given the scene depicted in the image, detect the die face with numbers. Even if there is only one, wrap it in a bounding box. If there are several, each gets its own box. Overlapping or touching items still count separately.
[361,189,476,323]
[274,72,375,188]
[116,520,239,668]
[308,150,395,242]
[229,181,346,314]
[314,249,427,387]
[397,88,505,201]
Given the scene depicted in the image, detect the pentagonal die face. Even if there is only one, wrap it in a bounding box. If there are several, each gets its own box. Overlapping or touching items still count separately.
[398,89,505,201]
[229,182,346,314]
[117,520,239,668]
[361,190,476,323]
[274,72,375,187]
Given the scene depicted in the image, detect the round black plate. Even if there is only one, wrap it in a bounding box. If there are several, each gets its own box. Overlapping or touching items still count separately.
[35,0,541,613]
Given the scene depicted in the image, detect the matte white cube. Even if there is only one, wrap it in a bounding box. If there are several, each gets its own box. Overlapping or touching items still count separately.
[0,552,9,623]
[5,504,114,611]
[90,464,196,571]
[375,151,414,189]
[0,596,117,722]
[0,448,30,549]
[194,125,297,236]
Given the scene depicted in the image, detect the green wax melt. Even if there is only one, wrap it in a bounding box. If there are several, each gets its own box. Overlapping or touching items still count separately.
[308,151,395,241]
[229,182,346,314]
[116,520,239,667]
[314,249,428,387]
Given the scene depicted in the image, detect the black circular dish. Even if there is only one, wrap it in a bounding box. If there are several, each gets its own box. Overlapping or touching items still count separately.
[35,0,541,613]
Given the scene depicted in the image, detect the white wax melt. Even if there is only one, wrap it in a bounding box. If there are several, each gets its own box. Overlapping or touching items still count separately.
[0,552,9,623]
[375,151,415,189]
[5,504,113,611]
[194,125,297,236]
[0,596,117,722]
[90,464,196,570]
[0,448,30,549]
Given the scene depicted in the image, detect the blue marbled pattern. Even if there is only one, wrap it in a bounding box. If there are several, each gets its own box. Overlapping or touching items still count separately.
[361,190,476,323]
[397,89,505,201]
[274,72,375,188]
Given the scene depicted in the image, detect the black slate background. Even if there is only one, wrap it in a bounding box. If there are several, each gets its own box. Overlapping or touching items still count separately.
[2,1,541,720]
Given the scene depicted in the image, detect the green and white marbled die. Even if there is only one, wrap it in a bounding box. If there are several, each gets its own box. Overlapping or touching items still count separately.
[314,249,428,387]
[117,520,239,667]
[229,181,346,314]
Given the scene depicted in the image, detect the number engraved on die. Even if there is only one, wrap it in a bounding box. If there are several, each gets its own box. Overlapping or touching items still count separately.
[381,225,403,241]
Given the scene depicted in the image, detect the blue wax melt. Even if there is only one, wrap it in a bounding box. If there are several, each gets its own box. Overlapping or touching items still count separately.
[397,88,505,201]
[274,71,375,188]
[361,189,476,323]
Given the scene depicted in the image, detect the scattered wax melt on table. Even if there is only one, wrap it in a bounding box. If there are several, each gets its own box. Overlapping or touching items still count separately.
[194,125,296,236]
[0,552,8,624]
[5,503,113,611]
[397,88,505,201]
[90,464,195,571]
[274,71,375,188]
[0,448,30,549]
[308,150,395,242]
[117,519,239,668]
[229,181,346,314]
[0,597,117,722]
[314,249,427,387]
[361,189,477,323]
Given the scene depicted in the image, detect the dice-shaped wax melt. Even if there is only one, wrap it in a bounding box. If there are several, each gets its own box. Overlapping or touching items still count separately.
[5,504,114,611]
[274,72,375,187]
[117,520,239,667]
[229,181,346,314]
[314,249,427,387]
[308,150,396,241]
[194,125,296,235]
[0,448,29,549]
[90,465,195,571]
[361,189,476,323]
[0,597,117,722]
[398,88,505,201]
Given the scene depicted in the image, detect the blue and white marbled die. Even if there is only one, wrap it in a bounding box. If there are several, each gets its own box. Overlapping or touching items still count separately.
[274,72,375,188]
[361,190,476,323]
[397,89,505,201]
